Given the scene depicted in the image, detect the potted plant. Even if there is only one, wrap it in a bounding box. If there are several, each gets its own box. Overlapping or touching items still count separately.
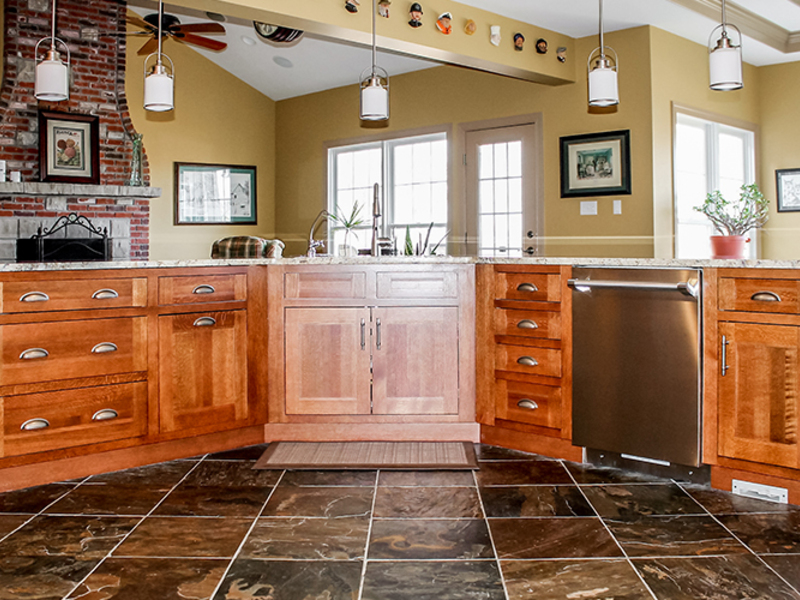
[330,202,365,257]
[694,183,769,259]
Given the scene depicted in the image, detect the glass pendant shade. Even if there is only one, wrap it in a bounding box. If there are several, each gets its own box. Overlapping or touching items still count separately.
[143,62,174,112]
[588,55,619,107]
[360,73,389,121]
[709,30,743,90]
[35,48,69,101]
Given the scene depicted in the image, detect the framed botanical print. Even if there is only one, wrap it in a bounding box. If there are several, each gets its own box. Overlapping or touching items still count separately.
[776,168,800,212]
[560,130,631,198]
[38,111,100,184]
[174,162,257,225]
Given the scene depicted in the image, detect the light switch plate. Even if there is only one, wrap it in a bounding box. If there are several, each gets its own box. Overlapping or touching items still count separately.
[580,201,598,216]
[613,200,622,214]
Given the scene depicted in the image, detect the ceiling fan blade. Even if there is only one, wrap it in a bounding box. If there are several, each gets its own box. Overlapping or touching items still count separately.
[137,36,160,56]
[177,32,227,51]
[126,15,152,30]
[174,22,225,34]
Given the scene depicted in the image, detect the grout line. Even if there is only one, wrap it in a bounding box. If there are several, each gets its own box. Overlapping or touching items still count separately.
[562,460,659,600]
[356,469,380,600]
[473,469,511,600]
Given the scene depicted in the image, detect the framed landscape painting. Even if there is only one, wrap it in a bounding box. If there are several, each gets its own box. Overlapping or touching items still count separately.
[175,162,257,225]
[38,111,100,184]
[560,130,631,198]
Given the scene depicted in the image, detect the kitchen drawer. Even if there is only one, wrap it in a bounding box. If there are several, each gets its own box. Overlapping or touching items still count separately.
[495,272,561,303]
[495,308,561,340]
[376,270,458,299]
[495,344,562,378]
[719,277,800,314]
[0,317,147,386]
[159,274,247,305]
[2,381,147,457]
[284,270,367,299]
[496,380,562,430]
[1,278,146,313]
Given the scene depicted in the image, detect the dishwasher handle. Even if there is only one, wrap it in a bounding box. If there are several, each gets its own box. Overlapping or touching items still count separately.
[568,278,700,299]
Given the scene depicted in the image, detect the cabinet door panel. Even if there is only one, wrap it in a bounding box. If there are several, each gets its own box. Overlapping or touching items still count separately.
[159,310,248,433]
[372,307,459,415]
[285,308,371,415]
[718,322,800,469]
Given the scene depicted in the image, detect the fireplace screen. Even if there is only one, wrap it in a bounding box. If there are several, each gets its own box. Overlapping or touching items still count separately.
[17,213,111,263]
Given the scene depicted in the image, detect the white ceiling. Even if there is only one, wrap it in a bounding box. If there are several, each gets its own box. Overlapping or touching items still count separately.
[129,0,800,101]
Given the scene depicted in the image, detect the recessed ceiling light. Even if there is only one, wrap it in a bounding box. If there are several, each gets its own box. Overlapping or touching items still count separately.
[273,56,293,68]
[241,36,256,46]
[206,12,226,22]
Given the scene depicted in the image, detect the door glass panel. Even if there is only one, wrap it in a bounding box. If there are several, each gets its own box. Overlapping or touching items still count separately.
[477,140,525,257]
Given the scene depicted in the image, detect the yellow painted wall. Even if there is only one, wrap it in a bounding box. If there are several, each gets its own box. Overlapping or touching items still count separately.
[126,19,277,260]
[275,26,655,258]
[758,61,800,259]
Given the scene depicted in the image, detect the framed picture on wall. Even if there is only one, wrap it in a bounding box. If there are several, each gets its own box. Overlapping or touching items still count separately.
[776,168,800,212]
[560,130,631,198]
[38,111,100,184]
[174,162,257,225]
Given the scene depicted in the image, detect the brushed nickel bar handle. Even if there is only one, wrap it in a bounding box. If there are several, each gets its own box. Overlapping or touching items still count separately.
[721,335,730,377]
[517,399,539,410]
[92,289,119,300]
[19,291,49,303]
[361,318,366,350]
[92,409,119,422]
[376,318,382,350]
[751,291,781,303]
[568,278,700,298]
[19,348,49,360]
[517,319,539,330]
[516,283,539,293]
[91,342,118,354]
[193,317,217,327]
[21,418,50,431]
[517,356,539,367]
[192,284,216,295]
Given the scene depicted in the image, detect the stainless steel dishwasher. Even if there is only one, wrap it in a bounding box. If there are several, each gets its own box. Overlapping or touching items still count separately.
[569,267,702,468]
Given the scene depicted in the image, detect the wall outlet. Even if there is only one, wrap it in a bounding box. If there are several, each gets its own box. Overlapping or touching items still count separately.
[580,201,598,216]
[613,199,622,215]
[732,479,788,504]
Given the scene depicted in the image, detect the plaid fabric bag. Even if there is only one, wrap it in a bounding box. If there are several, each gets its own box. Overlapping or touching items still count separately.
[211,236,284,259]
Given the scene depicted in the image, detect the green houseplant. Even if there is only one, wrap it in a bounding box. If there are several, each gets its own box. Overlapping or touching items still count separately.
[330,202,366,256]
[694,183,768,258]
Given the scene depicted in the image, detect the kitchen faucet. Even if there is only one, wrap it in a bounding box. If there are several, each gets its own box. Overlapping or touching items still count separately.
[307,210,330,257]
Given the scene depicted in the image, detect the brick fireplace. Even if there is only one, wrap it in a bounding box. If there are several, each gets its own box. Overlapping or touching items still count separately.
[0,0,155,261]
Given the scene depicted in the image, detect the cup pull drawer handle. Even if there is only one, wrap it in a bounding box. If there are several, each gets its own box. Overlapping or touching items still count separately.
[19,291,50,303]
[751,291,782,303]
[192,285,216,295]
[517,399,540,410]
[91,342,118,354]
[516,283,539,293]
[92,409,119,422]
[92,289,119,300]
[516,356,539,367]
[193,316,217,327]
[20,348,49,360]
[21,418,50,431]
[517,319,539,330]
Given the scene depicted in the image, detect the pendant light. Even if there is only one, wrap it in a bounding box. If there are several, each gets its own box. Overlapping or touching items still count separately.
[359,0,389,121]
[708,0,743,91]
[34,0,70,102]
[143,0,175,112]
[587,0,619,107]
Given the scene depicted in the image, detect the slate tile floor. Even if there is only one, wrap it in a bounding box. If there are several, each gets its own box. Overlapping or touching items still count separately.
[1,445,800,599]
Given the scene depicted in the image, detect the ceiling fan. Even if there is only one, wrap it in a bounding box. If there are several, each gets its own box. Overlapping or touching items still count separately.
[126,12,227,55]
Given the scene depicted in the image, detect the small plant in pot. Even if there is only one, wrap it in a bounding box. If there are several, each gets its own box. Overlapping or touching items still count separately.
[330,202,366,257]
[694,183,769,259]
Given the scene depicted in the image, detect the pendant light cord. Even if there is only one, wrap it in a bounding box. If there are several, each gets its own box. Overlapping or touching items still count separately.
[599,0,605,59]
[371,0,377,74]
[721,0,728,36]
[156,0,163,66]
[50,0,57,51]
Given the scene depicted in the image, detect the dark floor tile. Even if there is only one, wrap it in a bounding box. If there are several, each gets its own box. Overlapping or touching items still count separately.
[262,486,373,518]
[474,444,539,461]
[213,559,361,600]
[113,517,251,558]
[374,486,482,518]
[476,461,573,486]
[87,461,197,488]
[481,485,595,517]
[206,444,270,461]
[65,557,228,600]
[489,517,623,559]
[378,470,474,487]
[683,485,800,515]
[565,461,661,484]
[280,470,377,487]
[633,554,800,599]
[153,486,271,517]
[181,461,281,488]
[718,513,800,554]
[44,484,167,516]
[369,518,493,560]
[502,559,653,600]
[762,554,800,590]
[0,556,98,600]
[0,484,74,514]
[581,484,705,518]
[0,515,139,559]
[240,516,369,560]
[362,560,505,600]
[606,515,750,557]
[0,516,29,540]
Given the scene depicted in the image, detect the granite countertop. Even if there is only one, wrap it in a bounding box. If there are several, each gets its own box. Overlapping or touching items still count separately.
[1,255,800,272]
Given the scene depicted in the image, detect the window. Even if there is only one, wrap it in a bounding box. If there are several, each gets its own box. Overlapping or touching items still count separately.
[674,112,756,259]
[328,132,448,255]
[477,140,523,257]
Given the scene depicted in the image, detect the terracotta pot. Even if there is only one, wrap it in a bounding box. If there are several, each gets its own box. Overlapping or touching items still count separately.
[710,235,748,259]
